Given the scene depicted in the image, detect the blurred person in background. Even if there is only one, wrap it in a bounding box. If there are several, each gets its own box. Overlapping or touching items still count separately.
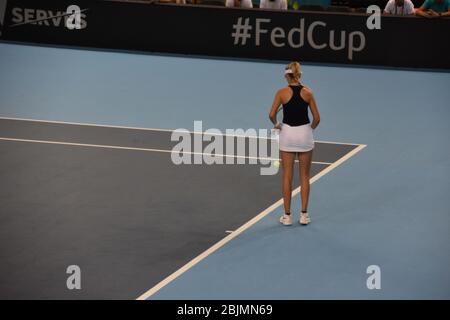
[225,0,253,8]
[416,0,450,17]
[260,0,288,10]
[384,0,415,15]
[158,0,187,4]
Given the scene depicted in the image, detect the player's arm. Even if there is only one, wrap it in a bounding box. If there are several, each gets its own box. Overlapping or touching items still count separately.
[383,1,393,14]
[415,7,430,16]
[416,0,430,16]
[303,87,321,130]
[406,1,416,15]
[439,7,450,16]
[428,9,440,16]
[269,90,282,128]
[415,1,439,17]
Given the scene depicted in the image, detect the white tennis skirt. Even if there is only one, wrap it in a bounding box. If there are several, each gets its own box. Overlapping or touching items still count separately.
[279,123,315,152]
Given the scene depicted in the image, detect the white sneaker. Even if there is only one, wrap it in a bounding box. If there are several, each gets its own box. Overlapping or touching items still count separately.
[279,214,292,226]
[299,212,311,225]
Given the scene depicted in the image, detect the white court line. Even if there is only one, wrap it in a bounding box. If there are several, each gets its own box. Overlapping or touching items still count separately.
[0,137,333,165]
[0,116,362,146]
[136,143,367,300]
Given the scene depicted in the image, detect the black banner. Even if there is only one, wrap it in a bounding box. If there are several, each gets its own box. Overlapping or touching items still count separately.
[0,0,449,69]
[0,299,442,317]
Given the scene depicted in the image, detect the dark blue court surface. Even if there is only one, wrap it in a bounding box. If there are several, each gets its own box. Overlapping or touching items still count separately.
[0,118,360,299]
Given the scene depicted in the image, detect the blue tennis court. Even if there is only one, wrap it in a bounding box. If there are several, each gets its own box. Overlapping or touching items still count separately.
[0,41,449,300]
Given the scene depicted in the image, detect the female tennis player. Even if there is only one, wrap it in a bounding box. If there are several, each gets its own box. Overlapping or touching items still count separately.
[269,62,321,226]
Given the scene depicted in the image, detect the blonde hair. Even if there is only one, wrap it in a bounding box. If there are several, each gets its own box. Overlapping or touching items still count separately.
[285,61,302,82]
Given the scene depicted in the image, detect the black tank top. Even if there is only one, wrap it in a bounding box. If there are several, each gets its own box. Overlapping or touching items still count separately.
[282,85,310,127]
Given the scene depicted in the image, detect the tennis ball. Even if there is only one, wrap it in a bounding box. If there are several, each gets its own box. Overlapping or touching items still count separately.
[273,160,280,168]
